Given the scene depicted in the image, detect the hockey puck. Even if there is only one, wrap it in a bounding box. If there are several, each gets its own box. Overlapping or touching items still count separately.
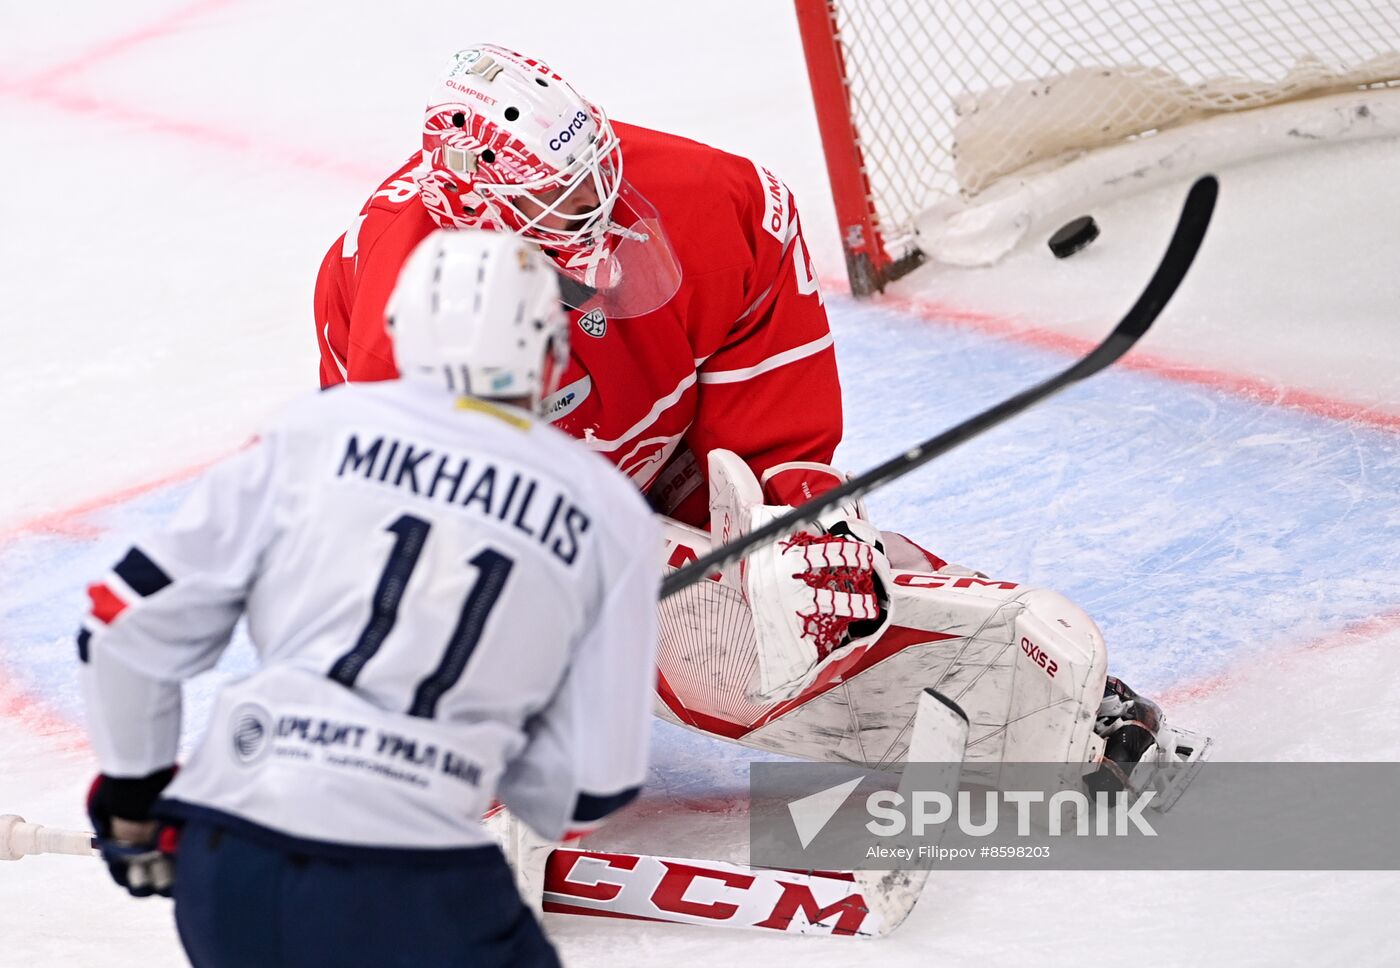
[1047,215,1099,258]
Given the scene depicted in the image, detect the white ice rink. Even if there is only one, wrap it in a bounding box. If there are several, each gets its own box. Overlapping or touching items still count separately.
[3,3,1400,966]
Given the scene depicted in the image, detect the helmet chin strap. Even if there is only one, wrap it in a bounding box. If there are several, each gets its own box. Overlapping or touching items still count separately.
[607,222,649,244]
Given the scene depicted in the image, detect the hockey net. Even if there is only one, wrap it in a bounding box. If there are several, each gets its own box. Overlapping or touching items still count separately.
[796,0,1400,287]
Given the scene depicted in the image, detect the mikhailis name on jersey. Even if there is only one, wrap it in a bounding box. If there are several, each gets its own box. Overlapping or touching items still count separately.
[337,433,591,566]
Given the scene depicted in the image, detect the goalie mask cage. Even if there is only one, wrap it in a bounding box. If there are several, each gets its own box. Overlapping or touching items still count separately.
[795,0,1400,292]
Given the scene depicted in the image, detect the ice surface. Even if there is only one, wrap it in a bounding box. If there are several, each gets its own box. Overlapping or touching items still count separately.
[2,3,1399,966]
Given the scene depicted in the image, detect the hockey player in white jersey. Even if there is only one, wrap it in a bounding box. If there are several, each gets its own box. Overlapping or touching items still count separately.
[78,230,661,968]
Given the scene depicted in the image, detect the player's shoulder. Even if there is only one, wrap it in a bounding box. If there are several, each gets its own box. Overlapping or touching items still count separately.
[281,383,628,498]
[615,121,792,270]
[259,383,366,441]
[331,153,438,269]
[289,379,456,426]
[618,121,784,205]
[362,151,431,216]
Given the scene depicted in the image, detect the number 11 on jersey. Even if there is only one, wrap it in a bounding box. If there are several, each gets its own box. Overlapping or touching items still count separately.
[326,513,514,719]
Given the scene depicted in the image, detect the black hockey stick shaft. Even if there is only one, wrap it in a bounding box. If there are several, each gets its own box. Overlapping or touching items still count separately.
[660,174,1218,600]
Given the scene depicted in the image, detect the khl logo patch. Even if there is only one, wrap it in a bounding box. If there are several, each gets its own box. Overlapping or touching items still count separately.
[578,309,607,338]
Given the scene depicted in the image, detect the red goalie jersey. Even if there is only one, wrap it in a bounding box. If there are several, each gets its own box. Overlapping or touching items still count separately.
[314,122,842,527]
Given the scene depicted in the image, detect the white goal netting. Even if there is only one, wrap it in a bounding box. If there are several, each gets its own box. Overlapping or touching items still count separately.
[830,0,1400,264]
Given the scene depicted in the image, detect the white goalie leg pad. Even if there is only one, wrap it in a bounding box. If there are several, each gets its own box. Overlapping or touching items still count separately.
[997,587,1108,771]
[708,450,893,702]
[657,515,1110,776]
[897,581,1109,778]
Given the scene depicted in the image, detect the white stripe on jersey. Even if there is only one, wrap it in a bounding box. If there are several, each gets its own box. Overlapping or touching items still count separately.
[697,333,834,385]
[322,321,349,380]
[578,370,697,451]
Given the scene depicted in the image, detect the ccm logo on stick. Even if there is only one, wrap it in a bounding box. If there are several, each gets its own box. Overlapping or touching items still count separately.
[543,849,874,936]
[1020,636,1058,678]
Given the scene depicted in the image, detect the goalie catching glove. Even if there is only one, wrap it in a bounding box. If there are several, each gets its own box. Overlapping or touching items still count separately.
[708,453,893,701]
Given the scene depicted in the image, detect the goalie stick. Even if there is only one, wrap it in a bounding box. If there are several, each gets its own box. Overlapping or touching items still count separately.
[661,174,1218,599]
[503,689,970,938]
[539,848,923,937]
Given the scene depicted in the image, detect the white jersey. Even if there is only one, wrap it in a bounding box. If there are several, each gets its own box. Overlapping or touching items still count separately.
[80,380,661,855]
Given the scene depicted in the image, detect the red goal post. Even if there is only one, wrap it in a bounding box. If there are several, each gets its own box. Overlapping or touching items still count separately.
[796,0,1400,295]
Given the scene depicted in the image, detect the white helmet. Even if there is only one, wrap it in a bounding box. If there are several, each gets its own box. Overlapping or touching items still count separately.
[421,45,623,258]
[386,229,569,410]
[416,44,683,319]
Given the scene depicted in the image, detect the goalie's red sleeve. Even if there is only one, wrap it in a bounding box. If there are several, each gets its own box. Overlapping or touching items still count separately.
[312,122,842,528]
[314,154,437,387]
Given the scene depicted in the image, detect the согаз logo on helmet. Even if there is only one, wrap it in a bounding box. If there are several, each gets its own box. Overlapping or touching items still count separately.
[550,111,590,151]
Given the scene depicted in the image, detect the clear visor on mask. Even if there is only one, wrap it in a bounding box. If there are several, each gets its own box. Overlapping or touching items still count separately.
[551,181,683,320]
[444,108,682,319]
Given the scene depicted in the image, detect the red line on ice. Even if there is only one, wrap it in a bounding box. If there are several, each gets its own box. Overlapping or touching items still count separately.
[3,0,243,93]
[1156,605,1400,707]
[0,660,89,753]
[5,83,386,184]
[0,457,224,542]
[844,283,1400,434]
[0,0,383,183]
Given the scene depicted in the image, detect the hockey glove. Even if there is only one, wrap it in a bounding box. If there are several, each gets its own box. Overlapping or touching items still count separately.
[87,766,178,898]
[708,453,894,700]
[752,516,893,663]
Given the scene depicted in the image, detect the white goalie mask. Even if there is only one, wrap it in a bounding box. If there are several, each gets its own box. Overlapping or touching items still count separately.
[386,229,570,411]
[419,44,682,319]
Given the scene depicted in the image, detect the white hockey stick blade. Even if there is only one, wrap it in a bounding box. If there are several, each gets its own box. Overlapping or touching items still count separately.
[541,689,971,938]
[866,688,972,934]
[908,687,971,762]
[0,815,97,861]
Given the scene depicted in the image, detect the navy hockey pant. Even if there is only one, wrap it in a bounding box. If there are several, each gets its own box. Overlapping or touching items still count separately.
[172,819,560,968]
